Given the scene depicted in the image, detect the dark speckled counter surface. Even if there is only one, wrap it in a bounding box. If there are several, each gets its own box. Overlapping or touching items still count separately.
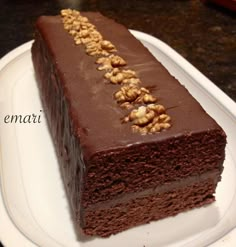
[0,0,235,101]
[0,0,235,245]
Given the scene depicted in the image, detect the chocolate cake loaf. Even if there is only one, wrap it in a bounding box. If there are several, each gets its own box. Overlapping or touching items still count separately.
[31,10,226,237]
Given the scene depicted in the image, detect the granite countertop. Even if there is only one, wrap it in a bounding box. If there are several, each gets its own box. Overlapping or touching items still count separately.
[0,0,235,101]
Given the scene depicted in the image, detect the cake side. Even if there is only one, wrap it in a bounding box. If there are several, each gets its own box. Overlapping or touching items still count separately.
[31,11,226,237]
[83,130,225,207]
[32,30,81,217]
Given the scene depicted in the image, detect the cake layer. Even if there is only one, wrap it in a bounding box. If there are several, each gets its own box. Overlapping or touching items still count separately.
[85,170,220,210]
[82,176,217,237]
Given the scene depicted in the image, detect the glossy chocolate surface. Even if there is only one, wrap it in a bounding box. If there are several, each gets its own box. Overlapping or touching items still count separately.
[35,13,222,159]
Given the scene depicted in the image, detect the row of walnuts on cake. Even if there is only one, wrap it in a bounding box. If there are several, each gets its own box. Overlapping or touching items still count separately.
[61,9,171,135]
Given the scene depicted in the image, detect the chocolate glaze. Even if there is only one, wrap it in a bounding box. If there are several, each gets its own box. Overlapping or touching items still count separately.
[34,13,223,157]
[32,12,226,237]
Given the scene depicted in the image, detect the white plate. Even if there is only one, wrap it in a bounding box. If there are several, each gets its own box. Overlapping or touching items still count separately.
[0,30,236,247]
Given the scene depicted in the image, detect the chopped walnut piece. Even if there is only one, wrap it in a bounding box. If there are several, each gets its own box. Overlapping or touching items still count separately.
[111,55,126,67]
[139,127,149,135]
[114,85,142,103]
[85,41,109,56]
[90,30,103,42]
[105,68,137,84]
[61,9,74,17]
[69,29,77,36]
[150,123,161,133]
[143,94,157,103]
[159,122,171,129]
[80,16,89,23]
[126,87,140,101]
[133,109,155,126]
[122,69,137,79]
[122,78,141,86]
[101,40,117,52]
[71,20,81,31]
[147,104,165,114]
[114,84,158,106]
[105,68,123,84]
[64,23,72,30]
[96,57,113,70]
[78,29,90,38]
[133,88,156,104]
[74,37,82,45]
[159,114,171,123]
[86,41,100,55]
[63,15,75,24]
[120,102,133,110]
[96,55,126,71]
[81,37,92,44]
[114,90,126,103]
[129,106,147,120]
